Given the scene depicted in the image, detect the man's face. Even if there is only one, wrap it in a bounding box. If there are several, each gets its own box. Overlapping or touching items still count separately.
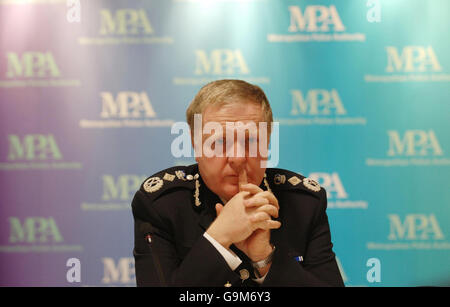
[195,101,269,202]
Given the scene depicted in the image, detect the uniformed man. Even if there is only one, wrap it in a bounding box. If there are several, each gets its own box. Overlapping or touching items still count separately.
[132,80,344,287]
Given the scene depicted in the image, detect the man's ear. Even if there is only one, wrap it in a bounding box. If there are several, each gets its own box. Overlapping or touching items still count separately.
[258,123,271,159]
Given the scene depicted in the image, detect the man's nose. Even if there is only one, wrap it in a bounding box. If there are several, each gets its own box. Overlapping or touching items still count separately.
[228,155,246,174]
[226,137,247,173]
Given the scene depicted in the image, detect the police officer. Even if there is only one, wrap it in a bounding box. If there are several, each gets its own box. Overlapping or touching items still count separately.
[132,80,344,287]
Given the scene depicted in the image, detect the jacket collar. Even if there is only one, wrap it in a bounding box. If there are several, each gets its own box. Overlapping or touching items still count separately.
[197,177,221,231]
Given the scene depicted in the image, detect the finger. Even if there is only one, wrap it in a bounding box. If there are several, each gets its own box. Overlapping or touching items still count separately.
[240,183,264,195]
[256,204,279,218]
[253,191,279,209]
[249,212,271,223]
[230,190,250,201]
[244,197,269,208]
[238,169,248,191]
[215,203,224,216]
[255,220,282,230]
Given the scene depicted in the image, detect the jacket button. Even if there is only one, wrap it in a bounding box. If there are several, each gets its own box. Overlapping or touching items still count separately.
[239,269,249,281]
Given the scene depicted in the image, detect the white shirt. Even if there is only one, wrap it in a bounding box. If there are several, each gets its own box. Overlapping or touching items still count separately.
[203,232,268,284]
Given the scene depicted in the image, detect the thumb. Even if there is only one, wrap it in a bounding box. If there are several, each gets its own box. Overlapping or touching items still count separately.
[215,203,224,216]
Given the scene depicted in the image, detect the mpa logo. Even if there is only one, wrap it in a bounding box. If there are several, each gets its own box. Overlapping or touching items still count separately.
[0,52,80,88]
[0,217,82,253]
[387,130,443,157]
[195,49,250,76]
[79,9,173,45]
[7,134,62,161]
[386,46,442,73]
[102,257,135,285]
[102,175,144,201]
[6,52,60,78]
[79,91,174,128]
[0,134,82,170]
[291,89,346,116]
[288,5,345,32]
[365,46,450,82]
[366,130,450,167]
[388,214,444,241]
[99,9,153,35]
[81,175,145,211]
[100,92,156,119]
[367,214,450,250]
[276,89,366,126]
[268,5,365,43]
[9,217,63,243]
[308,172,368,209]
[174,49,269,85]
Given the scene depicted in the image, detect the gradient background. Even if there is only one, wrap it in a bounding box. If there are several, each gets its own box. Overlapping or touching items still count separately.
[0,0,449,286]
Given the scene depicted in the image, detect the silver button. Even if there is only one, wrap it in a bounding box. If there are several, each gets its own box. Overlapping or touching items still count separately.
[186,175,194,180]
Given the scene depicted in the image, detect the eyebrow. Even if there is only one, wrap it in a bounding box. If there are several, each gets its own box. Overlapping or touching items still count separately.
[202,130,259,140]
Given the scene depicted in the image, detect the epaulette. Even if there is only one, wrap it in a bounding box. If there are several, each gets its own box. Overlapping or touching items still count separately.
[265,168,322,197]
[139,165,199,201]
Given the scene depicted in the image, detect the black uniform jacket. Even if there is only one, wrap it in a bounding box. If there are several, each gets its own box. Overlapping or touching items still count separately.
[132,164,344,287]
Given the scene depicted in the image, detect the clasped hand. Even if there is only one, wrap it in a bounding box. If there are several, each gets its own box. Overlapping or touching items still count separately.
[206,183,281,262]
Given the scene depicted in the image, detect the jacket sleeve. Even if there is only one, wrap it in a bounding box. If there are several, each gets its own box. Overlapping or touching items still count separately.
[132,190,242,287]
[262,189,345,287]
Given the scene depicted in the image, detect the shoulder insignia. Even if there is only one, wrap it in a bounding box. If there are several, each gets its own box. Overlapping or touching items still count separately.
[140,165,198,201]
[163,173,175,182]
[288,175,301,186]
[143,177,163,193]
[265,168,322,196]
[274,174,286,185]
[194,179,201,207]
[302,177,321,192]
[175,170,186,181]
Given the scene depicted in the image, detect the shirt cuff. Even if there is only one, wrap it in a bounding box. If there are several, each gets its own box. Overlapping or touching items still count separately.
[203,232,242,271]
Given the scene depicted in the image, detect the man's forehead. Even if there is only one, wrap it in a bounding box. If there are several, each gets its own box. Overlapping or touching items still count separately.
[201,122,263,139]
[203,101,264,123]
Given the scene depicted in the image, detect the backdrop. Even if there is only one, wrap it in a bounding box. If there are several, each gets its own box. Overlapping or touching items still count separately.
[0,0,449,287]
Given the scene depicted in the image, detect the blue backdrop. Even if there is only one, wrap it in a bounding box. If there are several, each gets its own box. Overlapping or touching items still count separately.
[0,0,449,286]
